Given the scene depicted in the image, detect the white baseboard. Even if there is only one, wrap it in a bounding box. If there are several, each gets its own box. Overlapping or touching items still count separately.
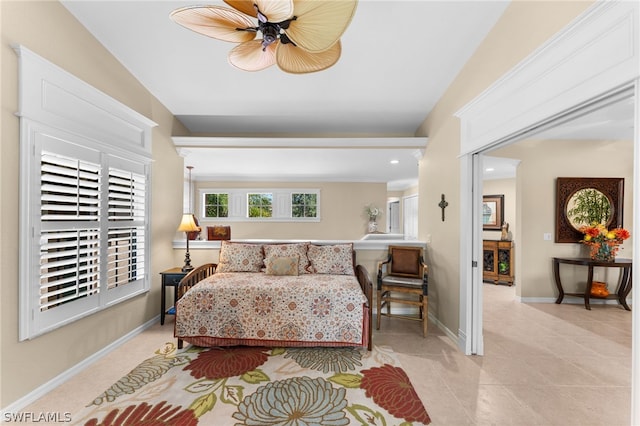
[457,328,468,354]
[376,307,458,348]
[518,296,632,306]
[428,313,458,344]
[1,315,160,415]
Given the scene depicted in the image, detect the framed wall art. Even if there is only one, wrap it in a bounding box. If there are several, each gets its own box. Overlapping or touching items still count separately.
[483,194,504,231]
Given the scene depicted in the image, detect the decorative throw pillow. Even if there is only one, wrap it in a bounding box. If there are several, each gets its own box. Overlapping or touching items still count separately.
[216,241,264,272]
[307,243,354,275]
[265,255,299,276]
[263,243,310,275]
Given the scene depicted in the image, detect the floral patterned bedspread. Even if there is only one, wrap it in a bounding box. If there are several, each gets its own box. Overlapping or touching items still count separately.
[175,272,369,347]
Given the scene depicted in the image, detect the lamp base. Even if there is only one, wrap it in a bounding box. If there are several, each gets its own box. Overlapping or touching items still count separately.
[181,230,195,273]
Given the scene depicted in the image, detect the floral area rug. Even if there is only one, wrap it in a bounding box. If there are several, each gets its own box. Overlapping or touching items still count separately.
[74,343,431,425]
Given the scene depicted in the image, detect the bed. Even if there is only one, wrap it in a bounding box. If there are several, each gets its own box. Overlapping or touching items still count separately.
[174,241,373,350]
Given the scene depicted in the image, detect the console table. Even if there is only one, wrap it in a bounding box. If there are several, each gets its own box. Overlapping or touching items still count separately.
[552,257,632,310]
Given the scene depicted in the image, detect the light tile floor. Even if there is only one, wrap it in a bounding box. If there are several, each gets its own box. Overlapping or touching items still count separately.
[21,283,632,425]
[376,284,632,426]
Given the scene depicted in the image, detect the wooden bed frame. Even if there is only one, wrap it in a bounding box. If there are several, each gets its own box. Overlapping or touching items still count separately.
[175,262,373,350]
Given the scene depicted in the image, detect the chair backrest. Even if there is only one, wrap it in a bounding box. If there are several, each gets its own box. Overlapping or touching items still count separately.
[387,246,424,279]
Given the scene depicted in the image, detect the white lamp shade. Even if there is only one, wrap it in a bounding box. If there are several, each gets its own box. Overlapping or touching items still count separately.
[178,214,200,232]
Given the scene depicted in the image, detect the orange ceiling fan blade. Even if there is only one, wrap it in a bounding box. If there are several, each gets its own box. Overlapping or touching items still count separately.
[224,0,258,18]
[229,40,277,71]
[285,0,358,53]
[276,40,341,74]
[170,5,256,43]
[225,0,294,22]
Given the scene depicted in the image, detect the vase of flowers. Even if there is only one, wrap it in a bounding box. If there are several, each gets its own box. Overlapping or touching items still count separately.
[579,223,630,261]
[365,204,379,233]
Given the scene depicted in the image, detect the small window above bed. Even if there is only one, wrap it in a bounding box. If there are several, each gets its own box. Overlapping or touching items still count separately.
[292,193,318,218]
[199,188,320,223]
[248,193,273,218]
[204,193,229,218]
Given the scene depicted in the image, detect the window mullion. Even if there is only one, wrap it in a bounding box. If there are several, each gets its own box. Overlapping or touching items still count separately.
[98,154,110,301]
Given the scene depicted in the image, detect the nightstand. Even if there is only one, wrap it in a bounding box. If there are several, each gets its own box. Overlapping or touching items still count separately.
[159,267,188,325]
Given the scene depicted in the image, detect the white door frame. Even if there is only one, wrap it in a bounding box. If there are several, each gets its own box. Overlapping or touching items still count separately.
[387,199,400,234]
[456,1,639,422]
[458,153,485,355]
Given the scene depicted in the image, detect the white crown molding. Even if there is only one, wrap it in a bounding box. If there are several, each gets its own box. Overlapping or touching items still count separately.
[456,0,639,154]
[176,147,191,157]
[411,149,425,161]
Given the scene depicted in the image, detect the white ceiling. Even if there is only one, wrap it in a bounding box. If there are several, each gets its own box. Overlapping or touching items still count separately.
[61,0,510,189]
[60,1,633,189]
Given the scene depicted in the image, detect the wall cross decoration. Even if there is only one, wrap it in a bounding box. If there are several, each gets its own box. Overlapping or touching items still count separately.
[438,194,448,221]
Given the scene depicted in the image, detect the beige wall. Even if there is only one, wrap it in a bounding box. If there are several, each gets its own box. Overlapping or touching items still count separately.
[416,0,594,335]
[492,139,634,298]
[191,181,387,240]
[1,1,186,408]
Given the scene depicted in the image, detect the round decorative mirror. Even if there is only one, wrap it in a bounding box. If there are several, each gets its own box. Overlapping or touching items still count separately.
[565,188,612,230]
[555,177,624,243]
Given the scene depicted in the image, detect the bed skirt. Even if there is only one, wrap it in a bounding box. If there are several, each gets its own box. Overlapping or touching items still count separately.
[177,305,370,349]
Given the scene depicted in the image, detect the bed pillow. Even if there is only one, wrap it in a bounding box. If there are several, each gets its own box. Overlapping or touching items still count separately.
[216,241,264,272]
[263,243,310,275]
[307,243,354,275]
[265,255,299,276]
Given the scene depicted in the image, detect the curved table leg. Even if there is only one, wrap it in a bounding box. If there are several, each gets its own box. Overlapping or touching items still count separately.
[584,266,594,310]
[553,259,564,304]
[618,267,632,311]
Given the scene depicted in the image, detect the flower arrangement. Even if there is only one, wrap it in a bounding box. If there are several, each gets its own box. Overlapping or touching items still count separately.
[365,204,379,221]
[579,223,630,261]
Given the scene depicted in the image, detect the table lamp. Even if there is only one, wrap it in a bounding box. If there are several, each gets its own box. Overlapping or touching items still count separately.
[178,213,199,272]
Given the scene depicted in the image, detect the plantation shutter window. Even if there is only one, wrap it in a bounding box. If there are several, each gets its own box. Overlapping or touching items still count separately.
[39,149,102,313]
[107,167,146,290]
[17,46,156,340]
[39,229,101,311]
[41,152,101,221]
[107,227,145,289]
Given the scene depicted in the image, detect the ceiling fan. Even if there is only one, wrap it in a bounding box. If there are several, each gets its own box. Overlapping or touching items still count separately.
[170,0,358,74]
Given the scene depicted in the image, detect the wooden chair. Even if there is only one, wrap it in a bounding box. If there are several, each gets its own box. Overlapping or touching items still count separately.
[376,245,429,337]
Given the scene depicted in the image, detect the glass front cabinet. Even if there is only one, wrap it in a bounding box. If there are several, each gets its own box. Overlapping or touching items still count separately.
[483,240,515,286]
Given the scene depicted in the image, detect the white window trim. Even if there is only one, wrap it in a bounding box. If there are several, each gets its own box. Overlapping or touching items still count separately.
[199,188,321,222]
[16,45,156,340]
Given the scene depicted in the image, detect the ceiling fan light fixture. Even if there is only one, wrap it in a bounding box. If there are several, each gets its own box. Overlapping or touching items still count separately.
[171,0,358,74]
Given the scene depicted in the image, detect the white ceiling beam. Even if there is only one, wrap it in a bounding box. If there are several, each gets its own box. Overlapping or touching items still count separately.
[172,136,428,151]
